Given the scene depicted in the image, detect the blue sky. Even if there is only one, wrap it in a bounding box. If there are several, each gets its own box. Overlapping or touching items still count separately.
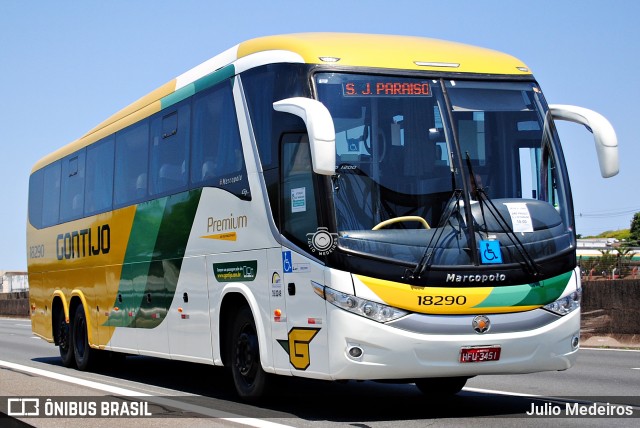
[1,1,638,270]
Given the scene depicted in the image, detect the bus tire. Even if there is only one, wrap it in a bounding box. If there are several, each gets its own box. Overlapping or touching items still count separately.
[414,377,468,396]
[56,308,75,368]
[229,306,269,400]
[72,303,95,371]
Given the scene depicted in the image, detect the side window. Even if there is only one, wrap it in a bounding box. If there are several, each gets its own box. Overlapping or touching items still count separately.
[282,134,318,245]
[241,64,311,171]
[60,150,86,222]
[28,169,44,229]
[150,103,190,195]
[42,162,61,227]
[85,137,114,215]
[191,81,250,200]
[114,121,149,207]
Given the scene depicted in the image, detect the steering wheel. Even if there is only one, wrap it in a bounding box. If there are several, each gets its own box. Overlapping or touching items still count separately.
[372,216,430,230]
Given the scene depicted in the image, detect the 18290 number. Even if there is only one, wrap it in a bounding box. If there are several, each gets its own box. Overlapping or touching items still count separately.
[417,295,467,306]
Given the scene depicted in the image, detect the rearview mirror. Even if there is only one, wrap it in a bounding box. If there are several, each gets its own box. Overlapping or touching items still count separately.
[550,104,619,178]
[273,97,336,175]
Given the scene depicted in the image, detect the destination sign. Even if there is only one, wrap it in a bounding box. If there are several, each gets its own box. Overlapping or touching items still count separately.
[343,81,431,97]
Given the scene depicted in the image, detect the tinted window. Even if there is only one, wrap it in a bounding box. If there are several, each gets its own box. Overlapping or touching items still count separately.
[85,137,114,215]
[241,64,311,171]
[150,103,190,195]
[60,150,86,222]
[281,135,318,245]
[191,82,250,200]
[42,162,61,227]
[28,169,44,228]
[114,121,149,207]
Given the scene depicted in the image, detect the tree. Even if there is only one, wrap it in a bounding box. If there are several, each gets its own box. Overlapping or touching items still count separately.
[629,212,640,244]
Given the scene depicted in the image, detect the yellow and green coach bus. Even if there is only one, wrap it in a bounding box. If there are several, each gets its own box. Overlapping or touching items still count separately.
[27,33,619,400]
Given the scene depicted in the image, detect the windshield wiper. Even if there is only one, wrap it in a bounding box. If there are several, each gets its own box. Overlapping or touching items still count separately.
[465,153,540,277]
[404,189,465,281]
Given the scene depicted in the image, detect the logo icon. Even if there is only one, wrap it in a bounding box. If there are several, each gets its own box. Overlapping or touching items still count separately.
[282,251,293,273]
[480,240,502,264]
[306,227,338,255]
[8,398,40,416]
[472,315,491,334]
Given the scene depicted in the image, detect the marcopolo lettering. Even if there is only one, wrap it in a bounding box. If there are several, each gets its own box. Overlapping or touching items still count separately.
[446,273,506,283]
[56,224,110,260]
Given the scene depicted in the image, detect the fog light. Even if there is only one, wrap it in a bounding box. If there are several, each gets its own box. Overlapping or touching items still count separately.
[571,335,580,349]
[347,345,363,359]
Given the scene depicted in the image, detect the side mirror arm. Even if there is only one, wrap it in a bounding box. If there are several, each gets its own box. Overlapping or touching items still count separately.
[273,97,336,175]
[550,104,619,178]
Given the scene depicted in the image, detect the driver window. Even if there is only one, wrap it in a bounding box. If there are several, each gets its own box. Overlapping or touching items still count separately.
[281,134,318,245]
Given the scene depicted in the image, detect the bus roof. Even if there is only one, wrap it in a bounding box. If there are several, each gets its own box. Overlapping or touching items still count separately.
[32,33,532,172]
[237,33,531,75]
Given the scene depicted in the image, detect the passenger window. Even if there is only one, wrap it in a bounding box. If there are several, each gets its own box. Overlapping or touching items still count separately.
[28,169,44,229]
[60,151,85,222]
[85,137,114,215]
[150,103,190,195]
[114,121,149,206]
[191,82,250,200]
[42,162,61,227]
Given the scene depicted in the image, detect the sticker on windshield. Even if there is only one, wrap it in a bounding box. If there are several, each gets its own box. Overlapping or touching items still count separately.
[504,203,534,233]
[291,187,306,213]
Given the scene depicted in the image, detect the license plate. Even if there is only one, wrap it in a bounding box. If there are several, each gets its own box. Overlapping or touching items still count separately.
[459,345,501,363]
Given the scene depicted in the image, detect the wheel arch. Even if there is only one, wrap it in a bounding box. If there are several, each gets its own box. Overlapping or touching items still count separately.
[51,291,69,346]
[217,285,270,370]
[69,290,95,347]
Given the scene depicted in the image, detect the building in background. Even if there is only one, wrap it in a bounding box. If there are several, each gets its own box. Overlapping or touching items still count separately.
[0,271,29,293]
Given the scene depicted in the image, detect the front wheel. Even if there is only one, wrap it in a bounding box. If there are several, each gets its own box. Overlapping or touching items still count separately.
[229,306,270,401]
[414,377,468,396]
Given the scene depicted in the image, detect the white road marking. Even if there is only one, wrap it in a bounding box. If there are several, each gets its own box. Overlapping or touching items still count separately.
[0,359,294,428]
[463,387,540,397]
[581,347,640,352]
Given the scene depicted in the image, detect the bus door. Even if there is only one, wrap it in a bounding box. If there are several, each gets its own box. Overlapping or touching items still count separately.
[277,134,330,376]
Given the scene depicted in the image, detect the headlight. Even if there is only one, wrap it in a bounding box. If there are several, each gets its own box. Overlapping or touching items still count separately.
[312,282,408,322]
[543,288,581,316]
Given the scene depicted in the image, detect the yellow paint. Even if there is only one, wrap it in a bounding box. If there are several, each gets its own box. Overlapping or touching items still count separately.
[238,33,531,75]
[27,206,136,347]
[354,274,535,315]
[287,327,320,370]
[200,232,237,241]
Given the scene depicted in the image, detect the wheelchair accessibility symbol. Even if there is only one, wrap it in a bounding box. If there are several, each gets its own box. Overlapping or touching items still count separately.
[480,240,503,264]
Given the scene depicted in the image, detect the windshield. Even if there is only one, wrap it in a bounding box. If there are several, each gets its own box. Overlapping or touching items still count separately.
[315,73,574,281]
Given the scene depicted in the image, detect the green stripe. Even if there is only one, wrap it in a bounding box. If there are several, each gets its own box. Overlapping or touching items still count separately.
[161,64,236,109]
[104,190,202,328]
[473,271,572,309]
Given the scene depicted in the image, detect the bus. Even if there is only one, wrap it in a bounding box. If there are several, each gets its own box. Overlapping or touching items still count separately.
[27,33,619,400]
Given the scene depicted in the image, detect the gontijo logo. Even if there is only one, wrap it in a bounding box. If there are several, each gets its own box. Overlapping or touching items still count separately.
[56,224,110,260]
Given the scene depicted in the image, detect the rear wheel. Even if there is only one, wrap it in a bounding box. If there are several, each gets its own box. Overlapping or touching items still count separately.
[56,308,74,368]
[229,306,270,400]
[72,303,96,371]
[414,377,468,396]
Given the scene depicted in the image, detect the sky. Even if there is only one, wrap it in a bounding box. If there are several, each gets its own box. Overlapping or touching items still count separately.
[1,1,638,270]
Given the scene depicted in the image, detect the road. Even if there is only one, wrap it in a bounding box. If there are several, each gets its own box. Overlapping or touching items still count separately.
[0,317,638,427]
